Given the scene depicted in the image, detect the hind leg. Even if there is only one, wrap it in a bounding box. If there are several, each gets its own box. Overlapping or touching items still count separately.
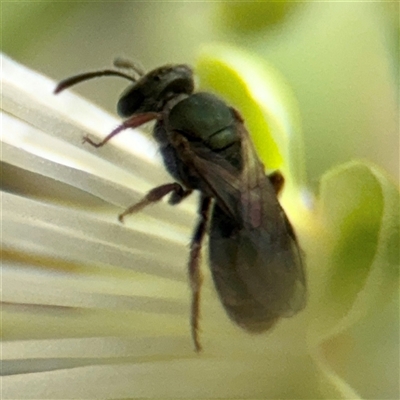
[268,170,285,195]
[188,195,212,352]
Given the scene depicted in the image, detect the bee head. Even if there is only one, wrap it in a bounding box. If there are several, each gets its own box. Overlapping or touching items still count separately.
[117,64,194,117]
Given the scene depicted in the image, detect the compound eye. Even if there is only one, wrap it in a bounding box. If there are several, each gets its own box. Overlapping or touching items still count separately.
[117,87,145,118]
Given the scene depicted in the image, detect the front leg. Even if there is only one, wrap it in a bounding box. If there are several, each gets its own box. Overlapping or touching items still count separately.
[119,182,190,222]
[83,112,161,148]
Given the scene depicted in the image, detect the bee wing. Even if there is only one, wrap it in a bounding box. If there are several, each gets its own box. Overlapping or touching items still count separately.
[170,132,242,219]
[232,119,307,315]
[171,113,306,316]
[170,111,280,232]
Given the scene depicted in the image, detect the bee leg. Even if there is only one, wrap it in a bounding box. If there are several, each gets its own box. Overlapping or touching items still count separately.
[268,170,285,195]
[169,188,193,205]
[83,112,160,148]
[189,195,212,352]
[118,182,190,222]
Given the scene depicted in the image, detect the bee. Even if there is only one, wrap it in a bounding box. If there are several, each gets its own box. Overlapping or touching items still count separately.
[55,59,306,352]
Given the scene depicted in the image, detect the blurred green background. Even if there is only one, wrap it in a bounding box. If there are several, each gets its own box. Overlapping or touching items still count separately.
[2,1,398,188]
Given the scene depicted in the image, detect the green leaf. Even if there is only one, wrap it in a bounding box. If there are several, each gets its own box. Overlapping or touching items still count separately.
[217,2,300,33]
[312,161,399,337]
[196,44,305,187]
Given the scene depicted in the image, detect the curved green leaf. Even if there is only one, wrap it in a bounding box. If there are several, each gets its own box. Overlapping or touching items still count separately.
[196,44,305,188]
[312,161,399,337]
